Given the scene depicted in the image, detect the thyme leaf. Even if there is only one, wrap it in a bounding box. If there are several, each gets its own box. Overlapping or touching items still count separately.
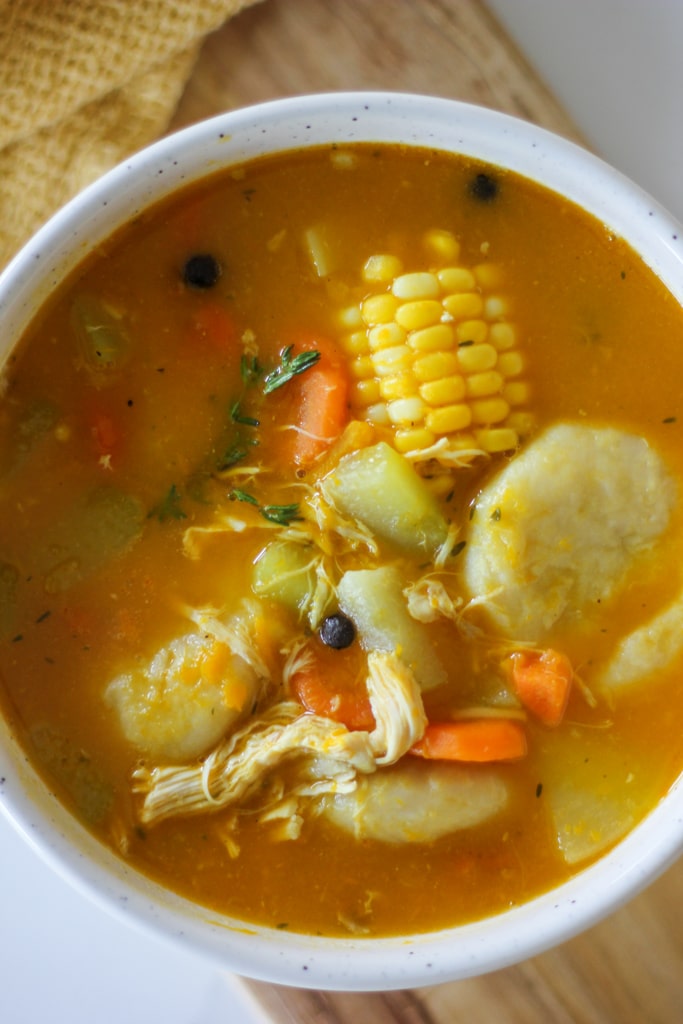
[229,488,259,506]
[240,353,262,386]
[150,484,187,522]
[230,399,260,427]
[262,345,320,394]
[260,503,302,525]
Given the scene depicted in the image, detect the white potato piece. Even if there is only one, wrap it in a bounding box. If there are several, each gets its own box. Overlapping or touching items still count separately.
[463,423,676,638]
[599,588,683,690]
[538,729,637,865]
[322,759,509,843]
[106,631,263,762]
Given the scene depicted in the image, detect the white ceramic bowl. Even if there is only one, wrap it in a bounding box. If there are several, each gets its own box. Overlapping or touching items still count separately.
[0,92,682,992]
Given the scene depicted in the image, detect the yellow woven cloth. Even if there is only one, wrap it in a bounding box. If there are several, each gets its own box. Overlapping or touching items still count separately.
[0,0,259,269]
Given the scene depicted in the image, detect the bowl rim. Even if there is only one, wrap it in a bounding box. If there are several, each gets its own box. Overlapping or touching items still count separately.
[0,90,682,991]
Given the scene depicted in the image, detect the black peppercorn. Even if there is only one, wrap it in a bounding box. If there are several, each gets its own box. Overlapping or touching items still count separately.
[469,173,499,201]
[182,253,222,288]
[319,613,356,650]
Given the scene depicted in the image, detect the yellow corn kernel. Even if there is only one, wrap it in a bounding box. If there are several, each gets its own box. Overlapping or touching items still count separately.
[392,271,440,301]
[365,402,390,425]
[489,322,517,350]
[363,254,404,283]
[351,378,381,406]
[446,431,479,453]
[379,373,417,401]
[350,355,375,380]
[474,427,519,453]
[443,292,484,320]
[342,330,371,356]
[425,403,472,434]
[484,295,509,319]
[394,427,437,453]
[387,396,427,426]
[456,341,498,373]
[338,304,364,330]
[425,474,458,498]
[465,370,504,399]
[507,410,535,435]
[498,351,524,377]
[424,229,460,263]
[455,319,488,345]
[420,375,466,406]
[407,323,454,353]
[413,350,459,382]
[470,397,510,425]
[372,344,413,376]
[362,292,400,325]
[368,322,407,351]
[437,267,476,292]
[330,149,359,170]
[503,381,530,406]
[473,263,503,289]
[395,299,443,331]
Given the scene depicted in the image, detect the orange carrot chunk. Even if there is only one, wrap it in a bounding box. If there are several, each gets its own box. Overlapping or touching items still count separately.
[290,336,350,468]
[292,664,375,732]
[410,719,527,762]
[508,648,573,727]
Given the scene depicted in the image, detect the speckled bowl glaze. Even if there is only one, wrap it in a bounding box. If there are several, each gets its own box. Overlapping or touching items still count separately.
[0,93,682,991]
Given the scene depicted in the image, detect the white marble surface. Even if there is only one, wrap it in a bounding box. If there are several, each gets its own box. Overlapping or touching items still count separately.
[2,3,682,1020]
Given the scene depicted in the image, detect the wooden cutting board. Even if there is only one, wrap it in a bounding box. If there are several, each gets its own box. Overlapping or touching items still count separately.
[171,2,683,1020]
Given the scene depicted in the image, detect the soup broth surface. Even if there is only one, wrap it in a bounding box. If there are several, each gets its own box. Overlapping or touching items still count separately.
[1,143,682,937]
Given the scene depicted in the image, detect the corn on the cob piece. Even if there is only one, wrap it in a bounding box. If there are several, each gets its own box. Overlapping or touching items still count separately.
[337,228,532,463]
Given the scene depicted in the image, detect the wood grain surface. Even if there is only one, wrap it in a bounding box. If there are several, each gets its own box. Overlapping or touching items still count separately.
[172,2,683,1021]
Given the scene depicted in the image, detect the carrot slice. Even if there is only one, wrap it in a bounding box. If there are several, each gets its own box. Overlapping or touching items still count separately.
[290,649,375,732]
[189,301,237,355]
[508,648,573,727]
[410,719,528,762]
[289,336,350,468]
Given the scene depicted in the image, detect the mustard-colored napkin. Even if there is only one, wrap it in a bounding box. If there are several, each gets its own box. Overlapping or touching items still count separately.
[0,0,260,269]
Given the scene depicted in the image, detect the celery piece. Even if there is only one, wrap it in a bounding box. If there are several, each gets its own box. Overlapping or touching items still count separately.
[31,722,113,825]
[71,294,131,384]
[337,565,447,691]
[252,539,315,616]
[321,441,449,559]
[38,486,144,593]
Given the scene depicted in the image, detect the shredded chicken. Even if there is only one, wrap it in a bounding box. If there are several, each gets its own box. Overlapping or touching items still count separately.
[365,650,427,765]
[134,701,376,825]
[134,648,427,828]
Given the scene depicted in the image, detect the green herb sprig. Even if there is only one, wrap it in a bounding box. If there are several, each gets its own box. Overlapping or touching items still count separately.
[229,488,302,525]
[262,345,320,394]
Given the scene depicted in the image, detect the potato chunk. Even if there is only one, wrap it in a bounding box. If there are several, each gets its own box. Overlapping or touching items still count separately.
[463,423,676,638]
[322,759,508,843]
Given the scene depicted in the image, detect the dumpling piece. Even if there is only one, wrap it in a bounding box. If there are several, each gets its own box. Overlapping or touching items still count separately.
[105,630,264,761]
[598,588,683,690]
[322,759,509,843]
[463,423,676,639]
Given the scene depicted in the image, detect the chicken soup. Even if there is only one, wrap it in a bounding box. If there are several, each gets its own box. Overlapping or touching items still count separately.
[0,144,682,938]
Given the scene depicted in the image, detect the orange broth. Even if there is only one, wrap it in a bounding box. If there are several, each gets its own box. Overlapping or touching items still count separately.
[0,144,682,937]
